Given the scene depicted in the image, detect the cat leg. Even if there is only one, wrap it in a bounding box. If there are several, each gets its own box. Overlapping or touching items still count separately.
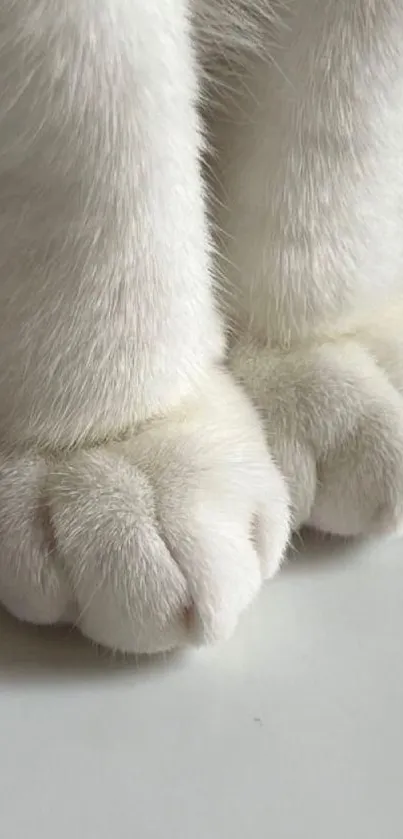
[0,0,290,652]
[208,0,403,535]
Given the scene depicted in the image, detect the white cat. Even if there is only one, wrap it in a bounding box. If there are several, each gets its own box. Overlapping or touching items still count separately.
[0,0,402,653]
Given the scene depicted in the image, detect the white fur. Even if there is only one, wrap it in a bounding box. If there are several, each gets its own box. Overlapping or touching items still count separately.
[205,0,403,537]
[209,0,403,342]
[0,0,222,449]
[0,370,290,652]
[1,0,403,652]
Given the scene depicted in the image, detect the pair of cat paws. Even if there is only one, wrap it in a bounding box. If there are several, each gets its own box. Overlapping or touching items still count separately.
[1,339,403,654]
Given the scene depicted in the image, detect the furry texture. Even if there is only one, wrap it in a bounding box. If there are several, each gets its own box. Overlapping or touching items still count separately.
[1,0,403,653]
[0,370,290,652]
[204,0,403,536]
[0,0,223,449]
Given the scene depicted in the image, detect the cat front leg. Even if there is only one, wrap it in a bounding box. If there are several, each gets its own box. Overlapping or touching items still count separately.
[208,0,403,536]
[0,0,290,652]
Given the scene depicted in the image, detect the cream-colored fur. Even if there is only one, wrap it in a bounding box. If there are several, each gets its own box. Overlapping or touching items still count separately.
[207,0,403,535]
[0,0,402,652]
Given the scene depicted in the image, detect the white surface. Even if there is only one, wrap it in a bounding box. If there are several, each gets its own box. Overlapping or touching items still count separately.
[1,533,402,839]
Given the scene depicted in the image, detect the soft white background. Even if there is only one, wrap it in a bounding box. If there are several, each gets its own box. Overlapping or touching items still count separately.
[1,533,402,839]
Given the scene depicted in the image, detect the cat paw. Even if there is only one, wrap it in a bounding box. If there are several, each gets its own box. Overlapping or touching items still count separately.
[231,339,403,537]
[0,371,290,653]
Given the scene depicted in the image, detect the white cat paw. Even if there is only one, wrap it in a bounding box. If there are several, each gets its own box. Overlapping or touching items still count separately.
[0,371,290,653]
[231,339,403,537]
